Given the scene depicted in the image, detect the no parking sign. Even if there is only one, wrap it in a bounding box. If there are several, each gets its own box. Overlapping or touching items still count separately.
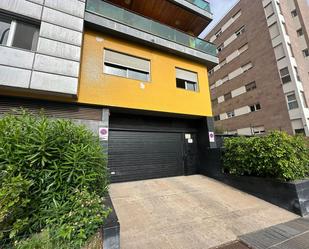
[99,127,109,141]
[208,132,215,143]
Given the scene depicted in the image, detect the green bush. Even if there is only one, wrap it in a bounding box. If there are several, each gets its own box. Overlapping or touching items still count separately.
[223,131,309,181]
[0,110,110,248]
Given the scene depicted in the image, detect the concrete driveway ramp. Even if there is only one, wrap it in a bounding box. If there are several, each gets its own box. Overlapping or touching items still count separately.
[109,175,297,249]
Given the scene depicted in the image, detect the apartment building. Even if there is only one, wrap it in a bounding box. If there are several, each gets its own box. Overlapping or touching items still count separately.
[0,0,218,182]
[205,0,309,136]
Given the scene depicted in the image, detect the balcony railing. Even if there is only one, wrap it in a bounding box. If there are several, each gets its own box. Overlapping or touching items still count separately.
[86,0,217,57]
[184,0,211,13]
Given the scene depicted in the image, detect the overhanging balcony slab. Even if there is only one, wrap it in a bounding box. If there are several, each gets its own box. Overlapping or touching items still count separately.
[85,12,218,69]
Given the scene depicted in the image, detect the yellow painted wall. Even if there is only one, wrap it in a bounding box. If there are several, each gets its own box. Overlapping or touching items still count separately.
[78,29,213,117]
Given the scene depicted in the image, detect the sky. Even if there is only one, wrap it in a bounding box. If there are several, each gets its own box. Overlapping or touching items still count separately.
[199,0,239,38]
[200,0,309,39]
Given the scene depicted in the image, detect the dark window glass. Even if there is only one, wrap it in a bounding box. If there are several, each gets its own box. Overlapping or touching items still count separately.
[280,67,291,84]
[214,115,220,121]
[12,21,39,50]
[245,81,256,91]
[224,92,232,101]
[0,17,11,45]
[297,28,303,36]
[176,78,186,89]
[291,9,297,17]
[295,128,305,135]
[176,78,197,91]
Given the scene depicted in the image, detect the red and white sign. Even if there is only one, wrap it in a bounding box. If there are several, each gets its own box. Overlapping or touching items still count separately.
[209,132,215,143]
[99,127,109,141]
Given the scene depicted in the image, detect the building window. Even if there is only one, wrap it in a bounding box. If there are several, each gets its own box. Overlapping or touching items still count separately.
[0,15,39,51]
[297,28,303,36]
[264,3,274,18]
[211,98,218,107]
[235,26,245,37]
[104,49,150,81]
[227,111,235,118]
[245,81,256,92]
[253,126,266,135]
[217,43,224,52]
[301,91,308,108]
[294,66,301,81]
[214,115,220,121]
[286,92,299,110]
[215,30,222,38]
[269,22,280,39]
[274,44,285,60]
[242,62,253,72]
[219,59,227,67]
[295,128,305,135]
[279,67,291,84]
[224,92,232,101]
[176,68,198,92]
[250,103,261,112]
[291,9,297,17]
[208,68,214,76]
[302,48,309,58]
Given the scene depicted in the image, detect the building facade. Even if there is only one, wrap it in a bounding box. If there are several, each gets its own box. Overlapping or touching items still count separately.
[0,0,217,182]
[205,0,309,136]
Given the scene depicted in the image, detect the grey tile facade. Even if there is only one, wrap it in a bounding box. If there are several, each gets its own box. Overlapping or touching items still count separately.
[0,0,85,96]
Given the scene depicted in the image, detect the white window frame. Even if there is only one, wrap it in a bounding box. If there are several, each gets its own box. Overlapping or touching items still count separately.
[103,49,151,82]
[250,103,261,112]
[0,16,39,51]
[286,92,299,110]
[227,111,235,118]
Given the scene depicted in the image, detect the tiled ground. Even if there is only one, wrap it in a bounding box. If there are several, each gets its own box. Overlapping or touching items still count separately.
[109,175,297,249]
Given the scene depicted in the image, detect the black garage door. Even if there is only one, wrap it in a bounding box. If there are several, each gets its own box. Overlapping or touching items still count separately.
[108,113,201,182]
[108,130,184,182]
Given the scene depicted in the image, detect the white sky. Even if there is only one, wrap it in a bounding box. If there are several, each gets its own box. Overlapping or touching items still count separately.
[200,0,309,39]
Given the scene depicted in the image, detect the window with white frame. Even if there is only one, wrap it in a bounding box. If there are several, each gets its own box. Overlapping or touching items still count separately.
[214,115,220,121]
[215,30,222,38]
[264,2,274,18]
[242,62,253,72]
[0,15,39,51]
[245,81,256,92]
[252,126,265,134]
[104,49,150,82]
[250,103,261,112]
[297,28,303,37]
[274,44,285,60]
[286,92,299,110]
[269,22,280,39]
[279,67,291,84]
[291,9,297,17]
[217,43,224,52]
[176,68,198,92]
[235,26,245,37]
[227,111,235,118]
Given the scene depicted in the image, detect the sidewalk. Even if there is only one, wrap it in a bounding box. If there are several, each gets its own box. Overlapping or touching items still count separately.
[239,218,309,249]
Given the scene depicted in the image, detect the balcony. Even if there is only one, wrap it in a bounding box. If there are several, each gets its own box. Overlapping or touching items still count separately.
[184,0,211,13]
[86,0,217,58]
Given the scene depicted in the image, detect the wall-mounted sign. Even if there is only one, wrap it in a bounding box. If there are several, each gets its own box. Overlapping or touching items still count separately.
[209,132,215,143]
[99,127,109,141]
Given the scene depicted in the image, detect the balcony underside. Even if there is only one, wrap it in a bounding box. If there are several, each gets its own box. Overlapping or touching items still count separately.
[85,11,218,69]
[104,0,212,36]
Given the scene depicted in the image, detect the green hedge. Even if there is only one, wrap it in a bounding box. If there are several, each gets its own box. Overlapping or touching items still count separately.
[223,131,309,181]
[0,110,110,248]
